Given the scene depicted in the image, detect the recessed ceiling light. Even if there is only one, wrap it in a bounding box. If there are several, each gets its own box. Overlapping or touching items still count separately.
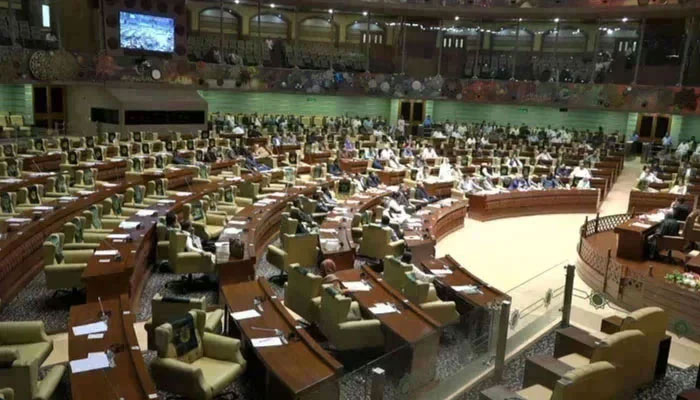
[455,16,460,21]
[362,11,368,16]
[622,17,628,22]
[328,9,333,14]
[270,3,275,8]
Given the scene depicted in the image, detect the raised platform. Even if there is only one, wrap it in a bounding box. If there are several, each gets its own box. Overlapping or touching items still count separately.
[577,213,700,343]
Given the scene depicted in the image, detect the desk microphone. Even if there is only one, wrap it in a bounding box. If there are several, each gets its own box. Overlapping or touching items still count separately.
[98,296,109,322]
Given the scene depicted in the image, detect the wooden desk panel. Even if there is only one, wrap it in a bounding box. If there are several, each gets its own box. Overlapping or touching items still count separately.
[613,215,660,261]
[424,180,454,199]
[339,158,367,175]
[467,189,599,222]
[221,279,341,400]
[627,191,697,214]
[377,170,405,186]
[69,295,158,400]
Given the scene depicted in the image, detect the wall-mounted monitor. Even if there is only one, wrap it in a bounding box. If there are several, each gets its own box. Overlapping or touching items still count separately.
[119,11,174,53]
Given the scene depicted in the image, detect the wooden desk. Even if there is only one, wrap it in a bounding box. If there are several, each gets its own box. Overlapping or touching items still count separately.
[69,295,158,400]
[221,278,341,400]
[403,199,468,266]
[424,180,454,199]
[627,191,696,214]
[20,153,62,172]
[318,188,391,270]
[467,189,600,222]
[339,158,367,175]
[334,266,440,389]
[303,152,331,165]
[613,216,660,261]
[377,169,405,186]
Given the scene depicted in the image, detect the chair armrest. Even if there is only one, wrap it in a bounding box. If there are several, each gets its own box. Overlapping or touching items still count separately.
[45,263,86,274]
[420,301,459,325]
[338,319,382,332]
[64,250,95,264]
[0,321,50,344]
[202,333,247,367]
[150,358,210,399]
[235,197,254,206]
[204,309,224,334]
[389,240,405,251]
[33,364,66,400]
[0,387,14,400]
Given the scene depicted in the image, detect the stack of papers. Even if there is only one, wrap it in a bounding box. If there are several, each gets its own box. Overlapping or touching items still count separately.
[107,234,130,240]
[33,206,53,211]
[157,199,176,204]
[430,268,453,276]
[101,183,118,188]
[70,352,110,374]
[175,192,192,197]
[6,218,30,223]
[229,220,247,226]
[631,222,652,229]
[369,302,399,315]
[268,192,287,198]
[453,285,483,295]
[72,321,108,336]
[342,281,372,292]
[251,337,285,348]
[136,210,157,217]
[320,228,336,234]
[78,191,95,196]
[231,309,261,320]
[118,221,141,230]
[58,196,78,202]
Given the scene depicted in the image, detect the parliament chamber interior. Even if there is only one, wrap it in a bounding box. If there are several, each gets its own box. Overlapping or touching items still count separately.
[3,0,700,399]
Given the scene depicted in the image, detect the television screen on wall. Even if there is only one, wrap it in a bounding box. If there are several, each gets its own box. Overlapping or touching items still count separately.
[119,11,174,53]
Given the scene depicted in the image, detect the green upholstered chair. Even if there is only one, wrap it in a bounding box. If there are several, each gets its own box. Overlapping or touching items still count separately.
[61,217,103,249]
[550,330,647,398]
[150,310,246,400]
[485,361,619,400]
[259,174,286,194]
[144,294,224,350]
[403,273,459,326]
[43,174,71,198]
[82,205,122,233]
[237,181,268,204]
[298,196,327,224]
[156,222,172,263]
[100,195,128,220]
[123,185,149,210]
[0,160,22,179]
[42,233,93,292]
[216,186,245,215]
[279,213,298,246]
[266,233,319,276]
[0,192,18,220]
[357,224,404,260]
[188,201,226,241]
[0,321,66,400]
[0,388,13,400]
[382,255,413,293]
[284,264,323,324]
[71,168,98,192]
[167,230,216,289]
[14,185,44,211]
[318,286,384,351]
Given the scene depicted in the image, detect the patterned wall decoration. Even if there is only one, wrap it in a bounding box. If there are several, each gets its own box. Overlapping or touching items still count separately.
[2,47,700,116]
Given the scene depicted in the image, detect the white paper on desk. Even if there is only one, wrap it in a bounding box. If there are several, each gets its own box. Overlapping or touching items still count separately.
[78,191,95,196]
[94,250,118,256]
[136,210,156,217]
[268,192,286,197]
[342,281,372,292]
[87,333,104,340]
[404,235,422,241]
[229,220,247,226]
[231,309,261,321]
[33,206,53,211]
[107,234,129,240]
[223,227,242,236]
[72,321,108,336]
[0,178,21,183]
[175,192,192,197]
[70,352,110,374]
[101,183,118,188]
[157,199,176,204]
[631,222,652,229]
[346,200,360,205]
[251,337,284,348]
[6,218,30,223]
[320,228,336,233]
[119,221,141,230]
[326,216,342,222]
[689,250,700,258]
[430,269,453,276]
[453,285,483,295]
[369,303,398,315]
[58,196,78,202]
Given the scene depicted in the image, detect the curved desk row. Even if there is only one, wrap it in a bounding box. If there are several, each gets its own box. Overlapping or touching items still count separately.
[627,191,697,214]
[467,189,600,222]
[404,198,469,266]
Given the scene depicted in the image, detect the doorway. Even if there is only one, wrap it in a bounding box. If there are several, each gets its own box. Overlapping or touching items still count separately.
[398,100,424,136]
[636,113,671,142]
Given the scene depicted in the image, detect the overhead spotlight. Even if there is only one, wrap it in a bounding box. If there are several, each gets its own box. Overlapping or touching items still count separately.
[519,18,523,21]
[362,11,368,16]
[554,18,560,23]
[234,0,239,3]
[455,16,460,21]
[270,3,275,7]
[328,8,333,14]
[622,17,628,22]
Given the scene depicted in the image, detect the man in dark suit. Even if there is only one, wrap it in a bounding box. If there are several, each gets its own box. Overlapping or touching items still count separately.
[672,197,692,221]
[648,210,681,259]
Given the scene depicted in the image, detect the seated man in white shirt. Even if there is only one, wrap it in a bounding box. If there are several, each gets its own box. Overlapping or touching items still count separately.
[383,195,410,225]
[431,130,446,139]
[569,161,592,180]
[576,176,592,189]
[180,220,216,265]
[401,252,435,283]
[535,149,553,163]
[459,175,483,194]
[670,178,688,195]
[232,125,245,135]
[421,146,438,159]
[638,166,663,184]
[438,158,454,181]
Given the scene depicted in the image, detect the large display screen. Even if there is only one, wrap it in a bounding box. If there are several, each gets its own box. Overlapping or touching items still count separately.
[119,11,174,53]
